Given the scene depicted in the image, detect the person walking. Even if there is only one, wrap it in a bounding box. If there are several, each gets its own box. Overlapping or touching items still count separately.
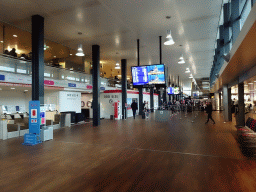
[205,102,215,124]
[131,100,138,119]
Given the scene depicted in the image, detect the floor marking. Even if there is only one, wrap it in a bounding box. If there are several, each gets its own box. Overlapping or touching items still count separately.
[57,141,243,160]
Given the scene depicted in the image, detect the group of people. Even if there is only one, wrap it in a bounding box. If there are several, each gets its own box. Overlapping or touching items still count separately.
[130,100,150,119]
[131,99,215,124]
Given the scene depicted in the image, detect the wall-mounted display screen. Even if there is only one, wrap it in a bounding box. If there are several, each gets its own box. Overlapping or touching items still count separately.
[131,64,166,87]
[131,66,148,86]
[174,87,180,94]
[147,64,165,85]
[167,87,174,95]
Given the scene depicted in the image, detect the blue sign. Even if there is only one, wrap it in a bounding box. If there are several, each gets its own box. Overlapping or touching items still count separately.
[23,133,38,145]
[167,87,174,95]
[29,101,41,134]
[0,75,5,81]
[100,87,105,90]
[68,83,76,87]
[131,66,148,86]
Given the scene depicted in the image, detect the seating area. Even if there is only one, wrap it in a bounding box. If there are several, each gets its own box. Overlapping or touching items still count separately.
[237,117,256,157]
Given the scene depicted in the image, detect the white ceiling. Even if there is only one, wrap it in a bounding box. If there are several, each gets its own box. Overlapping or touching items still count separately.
[0,0,223,83]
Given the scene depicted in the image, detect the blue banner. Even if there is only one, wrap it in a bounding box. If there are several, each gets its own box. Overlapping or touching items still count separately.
[0,75,5,81]
[68,83,76,87]
[100,87,105,90]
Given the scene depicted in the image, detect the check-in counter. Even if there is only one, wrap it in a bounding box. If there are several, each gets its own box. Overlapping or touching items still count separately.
[45,111,57,121]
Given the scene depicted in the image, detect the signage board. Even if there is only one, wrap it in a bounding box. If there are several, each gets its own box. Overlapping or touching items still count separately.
[0,75,5,80]
[131,66,148,86]
[29,101,40,134]
[68,83,76,87]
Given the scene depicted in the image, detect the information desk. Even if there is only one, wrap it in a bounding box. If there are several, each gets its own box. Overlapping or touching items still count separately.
[155,110,170,122]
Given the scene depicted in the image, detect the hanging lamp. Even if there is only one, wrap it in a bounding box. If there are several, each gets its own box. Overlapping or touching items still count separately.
[164,30,175,45]
[76,44,85,56]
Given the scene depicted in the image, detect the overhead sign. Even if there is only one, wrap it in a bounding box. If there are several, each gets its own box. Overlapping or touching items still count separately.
[0,75,5,81]
[68,83,76,87]
[86,85,93,89]
[44,80,55,85]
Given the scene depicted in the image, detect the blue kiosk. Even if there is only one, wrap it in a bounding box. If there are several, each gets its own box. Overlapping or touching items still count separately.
[23,101,42,145]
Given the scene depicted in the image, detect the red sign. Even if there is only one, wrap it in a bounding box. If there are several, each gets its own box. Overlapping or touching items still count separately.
[86,85,93,89]
[44,80,55,85]
[31,109,37,118]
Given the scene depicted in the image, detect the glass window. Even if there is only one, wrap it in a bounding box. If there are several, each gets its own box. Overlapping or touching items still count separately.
[17,68,27,74]
[240,0,252,29]
[0,66,15,72]
[44,73,51,77]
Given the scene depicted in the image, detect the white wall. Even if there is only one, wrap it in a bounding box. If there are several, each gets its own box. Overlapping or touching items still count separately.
[0,90,27,113]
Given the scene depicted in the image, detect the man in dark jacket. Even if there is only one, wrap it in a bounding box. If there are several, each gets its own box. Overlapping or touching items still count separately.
[205,102,215,124]
[131,100,138,119]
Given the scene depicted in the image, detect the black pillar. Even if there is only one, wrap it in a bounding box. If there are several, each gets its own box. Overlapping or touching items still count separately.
[137,39,143,115]
[159,36,162,64]
[237,83,245,126]
[223,85,232,122]
[150,87,154,112]
[92,45,100,126]
[219,92,222,110]
[32,15,44,104]
[121,59,127,119]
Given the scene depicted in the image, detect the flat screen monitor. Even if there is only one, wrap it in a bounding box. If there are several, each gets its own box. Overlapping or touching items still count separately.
[174,87,180,94]
[147,64,165,85]
[131,66,148,86]
[167,87,174,95]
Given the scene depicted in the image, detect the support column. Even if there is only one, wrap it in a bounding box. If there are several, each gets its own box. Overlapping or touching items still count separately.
[32,15,44,104]
[231,0,241,44]
[223,85,232,122]
[219,92,222,110]
[92,45,100,126]
[121,59,127,119]
[150,87,154,112]
[237,83,245,127]
[137,39,143,115]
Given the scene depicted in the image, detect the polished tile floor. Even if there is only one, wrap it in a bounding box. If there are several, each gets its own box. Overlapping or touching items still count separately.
[1,111,256,192]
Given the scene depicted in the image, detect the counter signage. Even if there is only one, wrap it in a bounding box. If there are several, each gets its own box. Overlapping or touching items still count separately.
[44,80,55,85]
[68,83,76,87]
[0,75,5,81]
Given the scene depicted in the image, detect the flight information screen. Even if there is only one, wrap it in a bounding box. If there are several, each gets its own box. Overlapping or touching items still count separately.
[131,66,148,86]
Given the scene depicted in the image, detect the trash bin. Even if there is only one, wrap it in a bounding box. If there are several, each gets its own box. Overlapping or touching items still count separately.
[142,112,145,119]
[110,115,114,120]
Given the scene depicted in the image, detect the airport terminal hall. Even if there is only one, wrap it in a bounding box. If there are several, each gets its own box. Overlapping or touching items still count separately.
[1,0,256,191]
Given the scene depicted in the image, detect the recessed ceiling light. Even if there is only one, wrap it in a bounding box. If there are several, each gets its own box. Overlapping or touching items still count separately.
[0,41,3,43]
[70,54,72,56]
[13,35,17,37]
[11,87,15,89]
[54,56,56,58]
[24,90,28,92]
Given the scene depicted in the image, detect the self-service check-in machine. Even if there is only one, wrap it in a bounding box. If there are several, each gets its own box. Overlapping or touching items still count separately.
[23,101,41,145]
